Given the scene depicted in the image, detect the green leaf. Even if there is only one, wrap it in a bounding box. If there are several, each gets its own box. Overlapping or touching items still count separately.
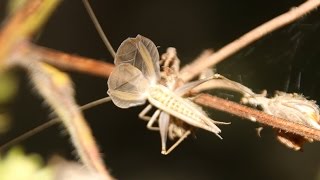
[0,147,53,180]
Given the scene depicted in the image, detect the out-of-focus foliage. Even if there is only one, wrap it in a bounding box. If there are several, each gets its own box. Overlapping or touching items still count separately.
[0,0,62,70]
[0,72,18,134]
[0,148,53,180]
[0,113,11,134]
[0,72,17,104]
[6,0,28,15]
[52,156,104,180]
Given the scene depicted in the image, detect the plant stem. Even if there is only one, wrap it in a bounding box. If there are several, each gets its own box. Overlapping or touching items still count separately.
[179,0,320,82]
[195,94,320,141]
[28,43,114,78]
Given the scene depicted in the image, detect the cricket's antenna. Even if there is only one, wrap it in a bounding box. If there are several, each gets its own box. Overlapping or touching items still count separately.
[0,118,59,152]
[0,97,112,151]
[82,0,116,58]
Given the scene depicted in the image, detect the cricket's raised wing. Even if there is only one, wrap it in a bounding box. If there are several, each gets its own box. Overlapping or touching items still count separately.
[108,35,160,108]
[114,35,160,84]
[107,63,149,108]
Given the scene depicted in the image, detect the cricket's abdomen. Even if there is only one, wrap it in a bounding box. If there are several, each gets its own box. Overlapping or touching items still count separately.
[147,84,221,134]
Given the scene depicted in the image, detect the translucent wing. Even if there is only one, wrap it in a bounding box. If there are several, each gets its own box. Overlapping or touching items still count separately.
[107,63,150,108]
[115,35,160,84]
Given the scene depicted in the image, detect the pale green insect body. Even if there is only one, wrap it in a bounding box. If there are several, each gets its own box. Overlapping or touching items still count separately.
[147,84,221,135]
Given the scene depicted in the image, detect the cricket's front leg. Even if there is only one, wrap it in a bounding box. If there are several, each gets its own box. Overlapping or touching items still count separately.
[139,104,161,130]
[146,109,161,131]
[138,104,153,121]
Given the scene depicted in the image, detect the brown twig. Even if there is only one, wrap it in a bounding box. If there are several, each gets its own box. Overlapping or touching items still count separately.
[179,0,320,82]
[0,0,61,70]
[27,43,114,78]
[195,94,320,141]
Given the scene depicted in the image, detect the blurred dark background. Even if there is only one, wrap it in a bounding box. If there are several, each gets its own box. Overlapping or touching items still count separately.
[1,0,320,179]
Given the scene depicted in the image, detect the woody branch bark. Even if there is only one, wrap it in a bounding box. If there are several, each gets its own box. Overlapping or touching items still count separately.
[26,43,114,78]
[195,94,320,141]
